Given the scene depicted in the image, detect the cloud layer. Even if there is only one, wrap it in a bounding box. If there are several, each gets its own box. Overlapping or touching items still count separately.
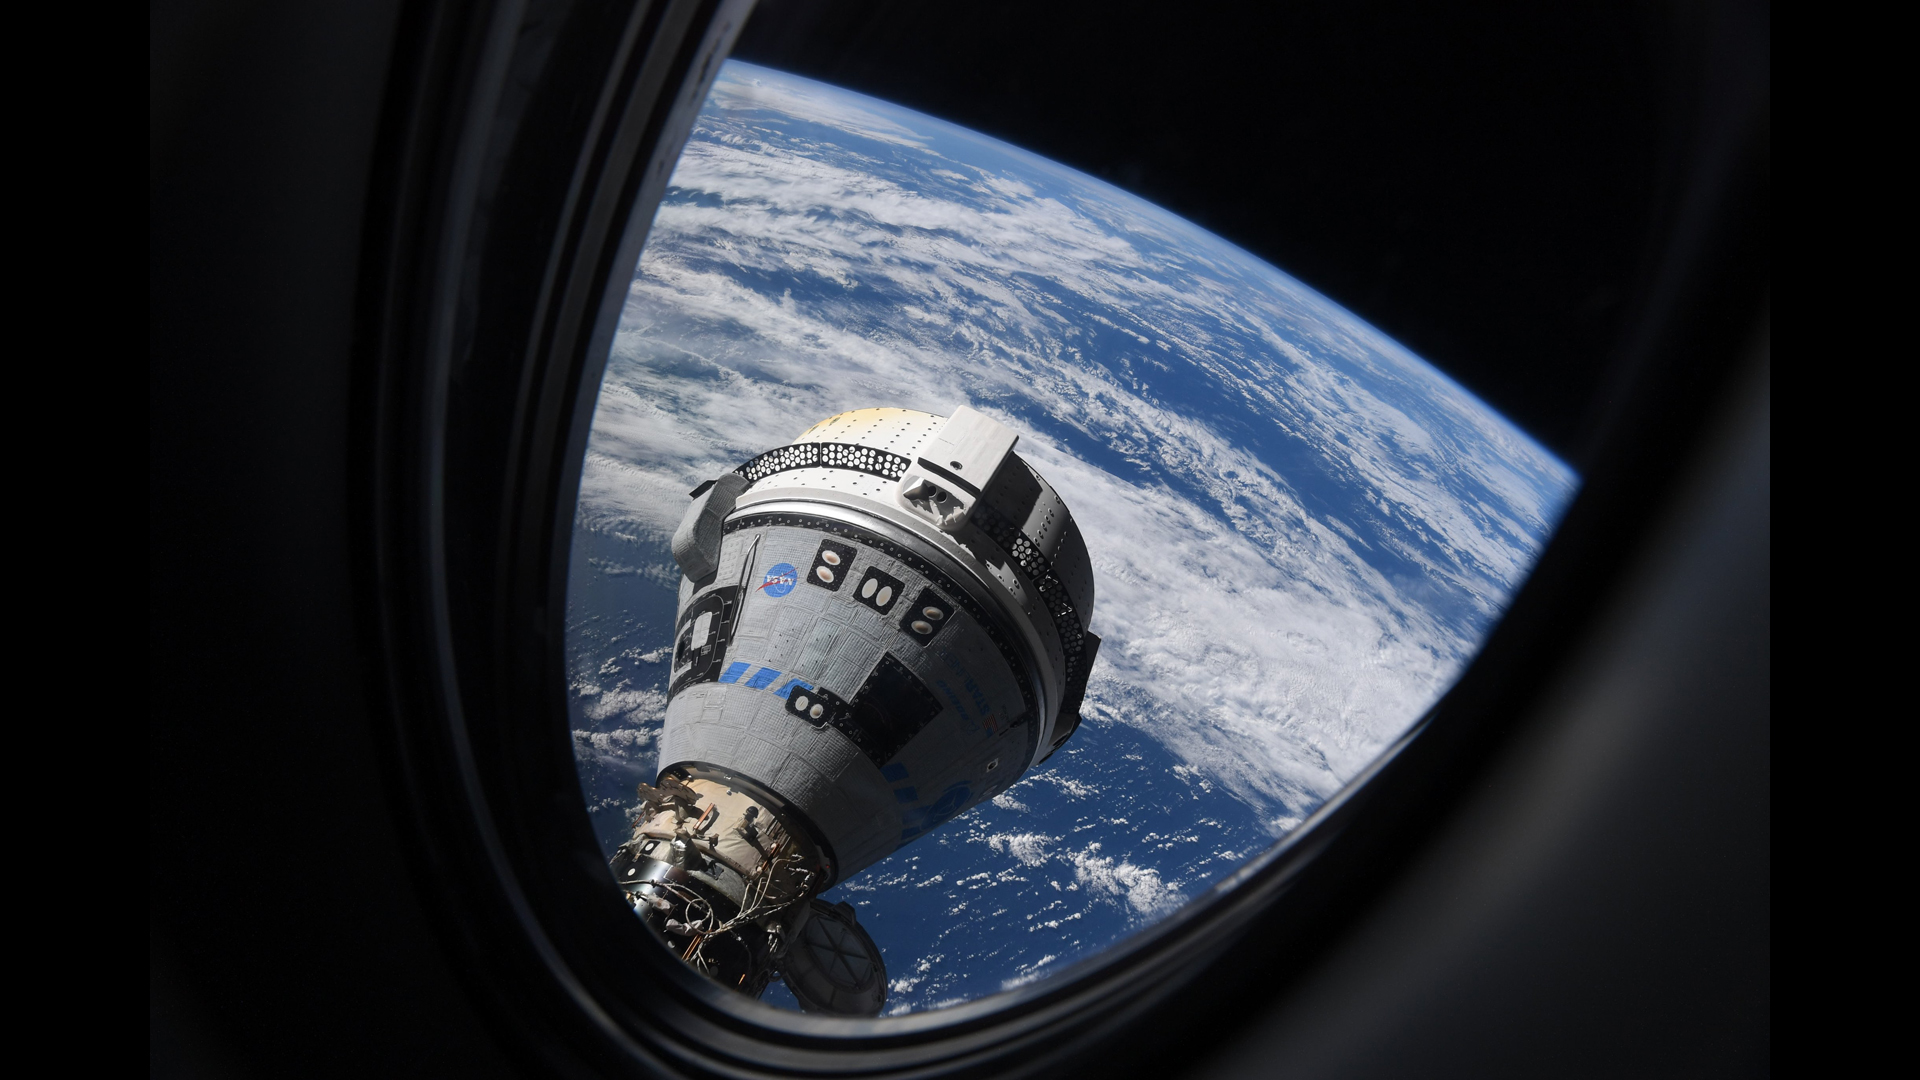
[576,62,1575,827]
[568,61,1578,1013]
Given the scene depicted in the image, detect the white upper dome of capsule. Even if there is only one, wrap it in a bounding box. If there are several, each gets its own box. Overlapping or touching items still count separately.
[735,407,1095,631]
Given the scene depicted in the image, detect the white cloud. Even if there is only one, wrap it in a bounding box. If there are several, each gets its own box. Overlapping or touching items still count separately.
[574,61,1576,830]
[571,727,656,773]
[582,686,668,726]
[1067,843,1183,917]
[979,831,1181,920]
[1000,953,1061,991]
[987,832,1054,868]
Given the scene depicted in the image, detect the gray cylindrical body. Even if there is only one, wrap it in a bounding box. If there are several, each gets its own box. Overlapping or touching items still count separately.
[659,408,1099,884]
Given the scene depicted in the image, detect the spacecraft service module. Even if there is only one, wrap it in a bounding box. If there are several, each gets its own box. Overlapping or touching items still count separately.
[610,407,1100,1014]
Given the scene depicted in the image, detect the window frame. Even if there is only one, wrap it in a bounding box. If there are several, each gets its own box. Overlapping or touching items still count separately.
[350,0,1768,1074]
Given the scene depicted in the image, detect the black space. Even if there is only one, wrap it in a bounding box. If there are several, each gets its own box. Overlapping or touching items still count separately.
[733,0,1673,462]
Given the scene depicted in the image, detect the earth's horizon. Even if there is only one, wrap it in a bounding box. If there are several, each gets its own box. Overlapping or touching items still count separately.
[566,60,1577,1014]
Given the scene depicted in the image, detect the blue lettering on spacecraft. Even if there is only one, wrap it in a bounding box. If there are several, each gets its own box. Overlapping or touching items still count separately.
[964,675,991,717]
[934,678,971,721]
[758,562,798,597]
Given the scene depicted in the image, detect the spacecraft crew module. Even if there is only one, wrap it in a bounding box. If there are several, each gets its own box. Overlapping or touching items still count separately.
[609,407,1100,1014]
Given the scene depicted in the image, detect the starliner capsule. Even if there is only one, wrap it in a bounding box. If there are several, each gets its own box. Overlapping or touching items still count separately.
[609,407,1100,1013]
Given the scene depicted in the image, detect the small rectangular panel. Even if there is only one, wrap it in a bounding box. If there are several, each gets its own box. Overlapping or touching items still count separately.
[807,537,857,591]
[853,567,904,614]
[893,407,1019,533]
[786,684,846,729]
[668,585,741,696]
[794,617,843,676]
[897,587,955,646]
[918,406,1018,494]
[837,653,945,765]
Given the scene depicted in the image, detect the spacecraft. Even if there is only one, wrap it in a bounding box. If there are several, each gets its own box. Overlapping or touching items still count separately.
[608,407,1099,1014]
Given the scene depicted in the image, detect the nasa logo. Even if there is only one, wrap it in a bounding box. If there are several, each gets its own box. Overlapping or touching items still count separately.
[759,562,798,597]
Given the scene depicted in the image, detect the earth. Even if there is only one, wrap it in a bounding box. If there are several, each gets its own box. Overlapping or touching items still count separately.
[566,61,1577,1015]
